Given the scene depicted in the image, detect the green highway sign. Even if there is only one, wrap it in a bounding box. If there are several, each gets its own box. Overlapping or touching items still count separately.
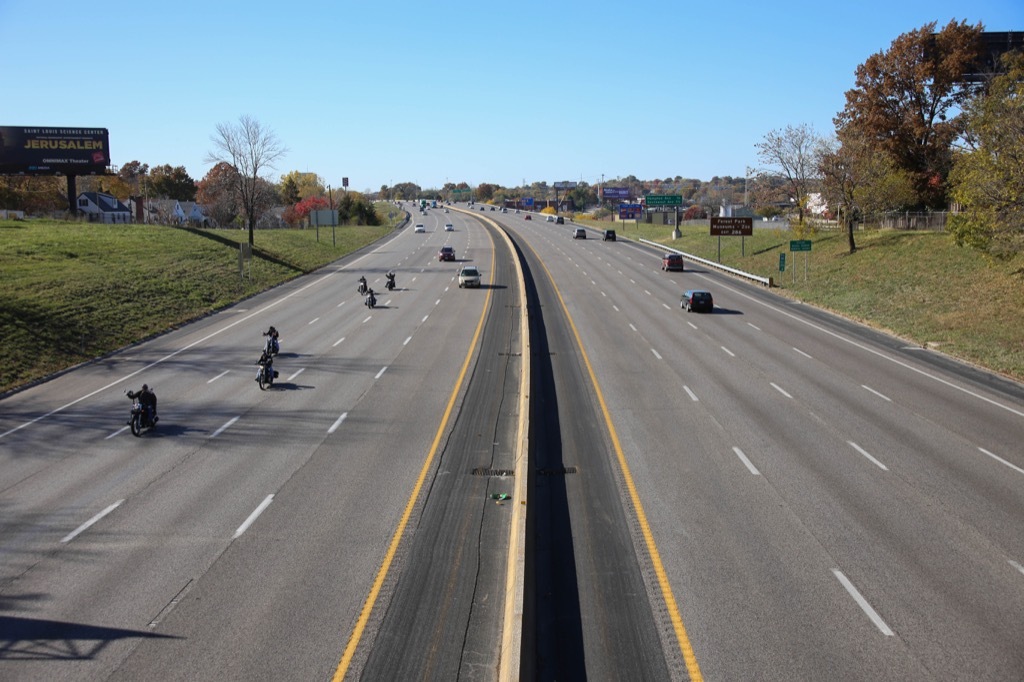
[790,239,813,252]
[779,253,786,271]
[644,194,682,207]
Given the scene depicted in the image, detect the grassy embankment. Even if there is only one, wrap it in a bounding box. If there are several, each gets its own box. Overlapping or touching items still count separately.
[1,210,400,394]
[578,218,1024,382]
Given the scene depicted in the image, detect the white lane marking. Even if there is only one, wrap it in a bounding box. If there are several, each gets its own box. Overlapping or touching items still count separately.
[308,317,320,325]
[591,280,596,286]
[333,336,346,347]
[718,282,1024,418]
[208,370,230,384]
[862,385,892,402]
[721,346,735,357]
[630,279,636,285]
[833,569,894,636]
[375,366,388,380]
[848,441,889,471]
[771,382,793,399]
[688,321,698,330]
[629,323,638,332]
[403,336,412,346]
[601,291,607,297]
[363,316,372,323]
[210,416,239,439]
[684,386,699,402]
[748,323,761,331]
[1010,560,1024,576]
[62,500,124,543]
[662,303,671,310]
[411,276,418,283]
[435,299,441,305]
[651,349,663,360]
[644,289,652,296]
[733,447,760,475]
[793,347,813,359]
[328,412,348,434]
[287,368,304,382]
[978,447,1024,475]
[612,305,620,312]
[422,315,429,323]
[106,426,129,439]
[337,300,346,308]
[384,299,392,307]
[233,495,274,539]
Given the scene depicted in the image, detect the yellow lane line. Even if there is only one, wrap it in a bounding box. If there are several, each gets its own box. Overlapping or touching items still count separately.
[524,240,705,681]
[331,232,498,680]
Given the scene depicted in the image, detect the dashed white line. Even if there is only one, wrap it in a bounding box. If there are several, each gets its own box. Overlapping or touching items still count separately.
[732,447,760,475]
[208,370,230,384]
[684,386,699,402]
[337,300,346,308]
[651,349,663,360]
[721,346,735,357]
[309,317,320,325]
[601,291,607,297]
[233,495,274,539]
[662,303,671,310]
[287,368,304,382]
[435,299,441,305]
[629,323,638,332]
[105,426,129,440]
[612,305,620,312]
[848,441,889,471]
[404,336,412,346]
[833,569,894,636]
[210,416,239,439]
[328,412,348,434]
[375,366,388,379]
[770,382,792,399]
[422,315,429,323]
[979,447,1024,475]
[748,323,761,331]
[333,336,346,347]
[687,321,697,330]
[644,289,652,296]
[62,500,124,543]
[363,316,372,323]
[1010,560,1024,576]
[862,385,892,402]
[793,347,813,359]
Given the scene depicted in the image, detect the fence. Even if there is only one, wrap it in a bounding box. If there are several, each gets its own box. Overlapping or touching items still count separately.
[871,211,950,231]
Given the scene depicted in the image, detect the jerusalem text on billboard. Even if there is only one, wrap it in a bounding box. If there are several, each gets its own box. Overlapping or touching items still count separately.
[0,126,110,175]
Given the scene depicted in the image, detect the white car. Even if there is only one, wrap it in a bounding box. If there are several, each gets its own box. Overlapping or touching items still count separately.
[444,223,454,231]
[458,265,481,288]
[545,215,555,222]
[414,223,425,233]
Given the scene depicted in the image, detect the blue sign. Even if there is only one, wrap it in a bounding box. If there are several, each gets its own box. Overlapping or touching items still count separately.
[523,197,534,207]
[619,203,642,220]
[603,187,629,199]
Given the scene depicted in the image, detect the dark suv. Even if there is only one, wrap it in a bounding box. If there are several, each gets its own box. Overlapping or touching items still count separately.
[555,216,565,224]
[662,253,684,271]
[603,229,616,241]
[681,290,713,313]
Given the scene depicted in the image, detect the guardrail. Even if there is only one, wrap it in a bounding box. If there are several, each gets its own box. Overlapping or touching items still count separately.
[638,237,773,287]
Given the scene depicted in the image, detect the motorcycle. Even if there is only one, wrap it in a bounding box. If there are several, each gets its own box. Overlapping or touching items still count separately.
[126,392,156,436]
[256,357,278,390]
[365,291,377,309]
[264,334,280,356]
[385,273,396,291]
[357,279,368,295]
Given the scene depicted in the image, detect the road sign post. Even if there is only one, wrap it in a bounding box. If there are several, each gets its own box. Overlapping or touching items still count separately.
[789,240,812,282]
[779,253,786,272]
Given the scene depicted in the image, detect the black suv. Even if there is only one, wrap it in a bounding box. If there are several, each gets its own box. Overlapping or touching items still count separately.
[603,229,616,241]
[555,216,565,224]
[681,290,713,313]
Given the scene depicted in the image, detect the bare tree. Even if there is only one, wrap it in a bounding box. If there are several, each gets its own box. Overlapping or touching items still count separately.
[206,115,287,245]
[755,123,822,224]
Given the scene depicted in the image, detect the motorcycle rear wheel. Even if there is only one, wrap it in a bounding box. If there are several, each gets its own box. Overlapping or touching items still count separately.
[258,369,267,390]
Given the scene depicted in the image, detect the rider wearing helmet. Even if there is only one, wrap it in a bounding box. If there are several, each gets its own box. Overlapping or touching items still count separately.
[127,383,158,423]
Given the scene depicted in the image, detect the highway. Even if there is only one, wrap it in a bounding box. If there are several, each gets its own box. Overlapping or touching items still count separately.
[0,207,522,680]
[495,210,1024,681]
[2,203,1024,681]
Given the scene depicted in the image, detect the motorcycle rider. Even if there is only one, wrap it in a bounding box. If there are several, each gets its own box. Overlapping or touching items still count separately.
[357,275,368,295]
[365,287,376,308]
[385,271,396,290]
[256,349,275,383]
[263,325,280,354]
[126,383,158,425]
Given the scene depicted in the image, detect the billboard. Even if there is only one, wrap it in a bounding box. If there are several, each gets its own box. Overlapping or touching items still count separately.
[619,203,642,220]
[553,181,577,189]
[710,217,753,236]
[602,187,629,199]
[0,126,110,175]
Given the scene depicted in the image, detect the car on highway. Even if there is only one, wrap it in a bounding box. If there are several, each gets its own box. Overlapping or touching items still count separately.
[603,229,617,241]
[458,265,481,288]
[438,245,455,261]
[490,206,496,211]
[414,223,425,233]
[444,223,454,231]
[524,214,531,220]
[662,253,684,271]
[545,215,555,222]
[555,216,565,224]
[573,227,586,239]
[681,289,713,312]
[479,206,485,211]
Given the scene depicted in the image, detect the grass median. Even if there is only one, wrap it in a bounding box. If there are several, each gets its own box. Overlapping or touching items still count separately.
[1,213,399,394]
[579,219,1024,383]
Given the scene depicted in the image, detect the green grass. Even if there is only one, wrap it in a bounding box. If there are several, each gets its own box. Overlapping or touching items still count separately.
[1,212,398,393]
[580,219,1024,382]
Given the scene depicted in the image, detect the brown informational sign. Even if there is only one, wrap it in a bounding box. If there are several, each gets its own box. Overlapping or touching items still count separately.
[0,126,110,175]
[710,217,753,236]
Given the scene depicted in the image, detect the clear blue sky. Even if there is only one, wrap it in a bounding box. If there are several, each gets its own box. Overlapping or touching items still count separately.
[2,1,1021,193]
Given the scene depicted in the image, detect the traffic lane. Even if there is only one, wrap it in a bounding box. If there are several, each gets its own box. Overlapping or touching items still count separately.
[359,217,518,679]
[541,242,1024,678]
[503,227,675,680]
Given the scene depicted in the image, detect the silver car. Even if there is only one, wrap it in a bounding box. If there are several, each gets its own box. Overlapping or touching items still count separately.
[458,266,481,288]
